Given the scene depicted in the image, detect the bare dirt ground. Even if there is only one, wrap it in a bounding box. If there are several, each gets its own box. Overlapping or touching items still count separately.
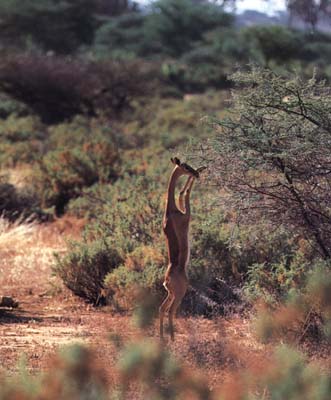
[0,219,329,391]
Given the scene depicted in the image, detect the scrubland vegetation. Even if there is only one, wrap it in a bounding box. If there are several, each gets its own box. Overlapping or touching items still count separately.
[0,0,331,399]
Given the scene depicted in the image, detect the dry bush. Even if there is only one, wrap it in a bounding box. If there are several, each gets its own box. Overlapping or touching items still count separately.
[0,55,155,124]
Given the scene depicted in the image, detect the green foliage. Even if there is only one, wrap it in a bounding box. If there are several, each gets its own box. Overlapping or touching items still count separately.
[254,345,331,400]
[253,260,331,343]
[299,31,331,65]
[204,67,331,259]
[0,94,27,119]
[94,13,148,59]
[243,256,307,304]
[0,55,153,124]
[90,175,164,251]
[117,339,211,400]
[34,122,121,215]
[0,0,98,53]
[242,25,302,66]
[147,0,233,57]
[89,175,166,307]
[54,239,123,305]
[57,165,168,307]
[190,198,301,287]
[0,115,44,166]
[0,345,109,399]
[105,260,164,310]
[119,92,226,148]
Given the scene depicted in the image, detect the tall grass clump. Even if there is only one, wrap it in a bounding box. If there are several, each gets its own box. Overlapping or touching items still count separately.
[0,215,36,252]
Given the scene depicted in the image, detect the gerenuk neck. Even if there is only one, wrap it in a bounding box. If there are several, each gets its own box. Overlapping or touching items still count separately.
[165,167,184,213]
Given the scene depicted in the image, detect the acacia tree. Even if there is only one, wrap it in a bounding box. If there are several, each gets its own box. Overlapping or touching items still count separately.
[147,0,233,57]
[200,67,331,259]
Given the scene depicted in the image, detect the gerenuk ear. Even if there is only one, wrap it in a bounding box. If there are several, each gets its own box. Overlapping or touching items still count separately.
[171,157,181,165]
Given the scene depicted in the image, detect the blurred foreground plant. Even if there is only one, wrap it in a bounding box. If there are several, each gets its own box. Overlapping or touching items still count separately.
[254,260,331,343]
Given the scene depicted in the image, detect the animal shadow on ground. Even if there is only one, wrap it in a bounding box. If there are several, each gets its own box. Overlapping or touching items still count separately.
[0,308,43,324]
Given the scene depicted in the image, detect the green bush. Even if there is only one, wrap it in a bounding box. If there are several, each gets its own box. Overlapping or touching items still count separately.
[191,203,300,283]
[105,245,165,310]
[0,0,97,54]
[242,26,302,67]
[34,135,120,215]
[54,239,123,305]
[119,92,226,148]
[93,13,147,59]
[241,235,312,304]
[147,0,233,58]
[0,115,45,166]
[161,58,229,92]
[83,174,165,251]
[0,94,27,119]
[57,172,166,306]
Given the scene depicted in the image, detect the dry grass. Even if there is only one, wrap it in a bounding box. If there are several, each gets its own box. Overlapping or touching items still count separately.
[1,165,33,188]
[0,216,67,298]
[0,216,36,251]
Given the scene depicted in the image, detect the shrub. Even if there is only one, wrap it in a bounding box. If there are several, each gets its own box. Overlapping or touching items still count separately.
[55,169,166,306]
[0,94,27,119]
[190,200,300,282]
[93,13,147,59]
[242,26,302,66]
[147,0,233,57]
[104,245,165,310]
[54,239,123,305]
[0,0,98,54]
[202,67,331,259]
[254,260,331,343]
[161,59,229,92]
[61,171,167,307]
[47,115,128,150]
[119,92,226,149]
[84,174,165,252]
[34,135,120,215]
[243,257,307,305]
[0,55,154,124]
[0,115,45,166]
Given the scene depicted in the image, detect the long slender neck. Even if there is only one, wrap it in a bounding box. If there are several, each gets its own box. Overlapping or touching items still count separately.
[166,166,184,213]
